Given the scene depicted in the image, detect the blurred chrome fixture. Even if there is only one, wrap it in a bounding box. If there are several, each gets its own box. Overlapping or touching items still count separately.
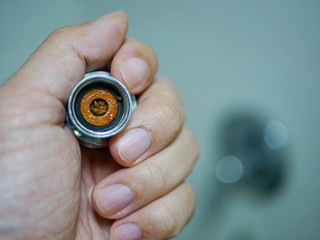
[66,71,136,148]
[216,115,287,192]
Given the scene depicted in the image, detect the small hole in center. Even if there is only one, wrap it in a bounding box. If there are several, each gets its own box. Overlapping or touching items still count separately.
[90,98,108,116]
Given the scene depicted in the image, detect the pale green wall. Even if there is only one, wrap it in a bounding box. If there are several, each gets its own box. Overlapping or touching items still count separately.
[1,1,320,239]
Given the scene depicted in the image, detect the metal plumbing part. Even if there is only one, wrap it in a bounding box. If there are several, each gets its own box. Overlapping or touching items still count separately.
[66,71,137,148]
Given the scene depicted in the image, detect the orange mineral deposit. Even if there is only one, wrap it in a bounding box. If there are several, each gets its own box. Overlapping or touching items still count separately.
[80,89,118,126]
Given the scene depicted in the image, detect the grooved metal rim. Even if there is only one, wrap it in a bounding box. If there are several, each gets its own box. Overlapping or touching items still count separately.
[66,71,136,148]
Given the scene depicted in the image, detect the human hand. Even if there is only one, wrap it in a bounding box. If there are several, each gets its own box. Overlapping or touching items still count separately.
[0,11,199,240]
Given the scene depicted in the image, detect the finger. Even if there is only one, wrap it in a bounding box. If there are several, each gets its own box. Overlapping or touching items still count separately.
[109,78,185,166]
[92,129,199,219]
[110,37,158,95]
[5,11,128,104]
[110,182,196,240]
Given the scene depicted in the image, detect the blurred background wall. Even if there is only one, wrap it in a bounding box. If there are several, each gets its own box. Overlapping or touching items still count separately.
[1,0,319,239]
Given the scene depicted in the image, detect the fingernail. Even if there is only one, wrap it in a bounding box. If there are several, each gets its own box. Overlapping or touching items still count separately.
[95,184,133,215]
[118,128,152,164]
[120,58,148,90]
[111,223,142,240]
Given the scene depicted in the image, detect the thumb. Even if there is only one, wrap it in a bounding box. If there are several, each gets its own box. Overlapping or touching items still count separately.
[4,11,128,104]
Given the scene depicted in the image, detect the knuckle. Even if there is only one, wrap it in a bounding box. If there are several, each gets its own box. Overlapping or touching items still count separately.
[156,102,183,137]
[158,204,180,238]
[48,25,85,45]
[145,162,168,195]
[144,203,180,239]
[107,21,126,39]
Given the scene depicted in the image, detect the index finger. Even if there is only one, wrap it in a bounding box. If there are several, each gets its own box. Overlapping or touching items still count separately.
[110,38,158,95]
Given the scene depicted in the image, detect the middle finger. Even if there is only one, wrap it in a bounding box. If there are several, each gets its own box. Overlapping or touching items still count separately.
[109,77,185,167]
[92,129,199,219]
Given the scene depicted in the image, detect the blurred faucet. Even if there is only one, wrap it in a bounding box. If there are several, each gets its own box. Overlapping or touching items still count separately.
[216,115,288,193]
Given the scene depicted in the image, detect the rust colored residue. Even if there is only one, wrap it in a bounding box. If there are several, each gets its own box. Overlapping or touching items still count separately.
[80,89,118,126]
[90,99,108,116]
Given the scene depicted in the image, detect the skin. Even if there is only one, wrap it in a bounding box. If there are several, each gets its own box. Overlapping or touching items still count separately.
[0,11,199,240]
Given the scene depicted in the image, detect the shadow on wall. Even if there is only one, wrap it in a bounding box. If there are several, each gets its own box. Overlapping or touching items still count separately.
[201,107,289,239]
